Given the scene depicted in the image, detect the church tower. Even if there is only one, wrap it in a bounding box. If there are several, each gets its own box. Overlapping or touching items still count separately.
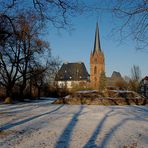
[90,23,105,89]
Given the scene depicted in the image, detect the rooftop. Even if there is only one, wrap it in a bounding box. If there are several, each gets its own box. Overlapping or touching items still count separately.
[55,62,89,81]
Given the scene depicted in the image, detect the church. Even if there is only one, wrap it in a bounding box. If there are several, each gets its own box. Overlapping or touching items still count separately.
[90,23,105,89]
[55,23,105,89]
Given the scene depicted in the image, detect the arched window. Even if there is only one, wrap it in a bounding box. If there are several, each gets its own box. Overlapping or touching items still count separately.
[94,66,97,74]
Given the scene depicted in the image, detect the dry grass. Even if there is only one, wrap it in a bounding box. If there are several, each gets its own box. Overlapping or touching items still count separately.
[4,97,13,104]
[123,142,137,148]
[53,90,147,105]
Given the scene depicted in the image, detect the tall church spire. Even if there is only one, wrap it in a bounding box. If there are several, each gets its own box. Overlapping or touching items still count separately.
[93,22,101,54]
[90,23,105,89]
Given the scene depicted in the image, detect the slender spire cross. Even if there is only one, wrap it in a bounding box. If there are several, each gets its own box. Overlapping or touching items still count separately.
[93,22,101,54]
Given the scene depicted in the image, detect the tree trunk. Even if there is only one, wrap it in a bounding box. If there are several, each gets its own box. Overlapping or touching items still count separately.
[6,87,13,98]
[19,78,27,100]
[5,83,14,103]
[38,86,40,99]
[6,81,15,97]
[29,79,32,98]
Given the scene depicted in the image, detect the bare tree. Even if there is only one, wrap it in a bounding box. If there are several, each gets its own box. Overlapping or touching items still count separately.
[30,66,46,99]
[0,1,84,100]
[0,0,85,29]
[0,11,50,100]
[1,0,147,50]
[15,12,50,98]
[129,65,141,92]
[47,57,61,83]
[131,65,141,82]
[112,0,147,49]
[99,72,106,93]
[0,14,16,43]
[0,16,20,98]
[91,0,148,49]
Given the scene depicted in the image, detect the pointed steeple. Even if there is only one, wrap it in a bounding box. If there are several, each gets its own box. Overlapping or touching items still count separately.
[93,22,101,54]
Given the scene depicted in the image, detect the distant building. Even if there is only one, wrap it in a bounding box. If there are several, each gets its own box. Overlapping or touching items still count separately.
[107,71,124,89]
[55,23,124,90]
[140,76,148,97]
[55,62,89,89]
[90,23,105,89]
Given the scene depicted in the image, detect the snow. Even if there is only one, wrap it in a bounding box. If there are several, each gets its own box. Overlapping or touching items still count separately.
[76,90,98,93]
[65,95,71,99]
[0,98,148,148]
[109,90,133,93]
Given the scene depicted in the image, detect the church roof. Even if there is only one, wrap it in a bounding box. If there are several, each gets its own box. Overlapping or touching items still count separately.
[93,22,101,54]
[55,62,89,81]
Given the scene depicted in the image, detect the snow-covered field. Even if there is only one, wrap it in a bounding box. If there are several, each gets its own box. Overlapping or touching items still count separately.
[0,98,148,148]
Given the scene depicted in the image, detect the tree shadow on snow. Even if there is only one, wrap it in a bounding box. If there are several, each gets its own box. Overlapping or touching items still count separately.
[0,99,53,112]
[83,107,148,148]
[83,109,114,148]
[0,104,64,131]
[97,117,147,148]
[54,105,84,148]
[132,105,148,113]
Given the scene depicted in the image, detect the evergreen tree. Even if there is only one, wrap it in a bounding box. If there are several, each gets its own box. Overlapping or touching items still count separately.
[99,72,106,93]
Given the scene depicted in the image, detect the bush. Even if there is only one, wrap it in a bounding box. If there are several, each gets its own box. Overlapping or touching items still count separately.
[4,97,13,104]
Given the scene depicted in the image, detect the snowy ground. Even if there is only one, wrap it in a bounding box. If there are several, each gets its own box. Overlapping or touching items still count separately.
[0,98,148,148]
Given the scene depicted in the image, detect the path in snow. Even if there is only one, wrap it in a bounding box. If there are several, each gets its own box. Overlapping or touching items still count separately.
[0,98,148,148]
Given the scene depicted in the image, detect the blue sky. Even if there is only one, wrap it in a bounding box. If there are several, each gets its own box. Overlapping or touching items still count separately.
[46,4,148,78]
[1,0,147,78]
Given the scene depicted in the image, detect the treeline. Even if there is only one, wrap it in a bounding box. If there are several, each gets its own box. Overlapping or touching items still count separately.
[0,0,84,102]
[0,11,61,102]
